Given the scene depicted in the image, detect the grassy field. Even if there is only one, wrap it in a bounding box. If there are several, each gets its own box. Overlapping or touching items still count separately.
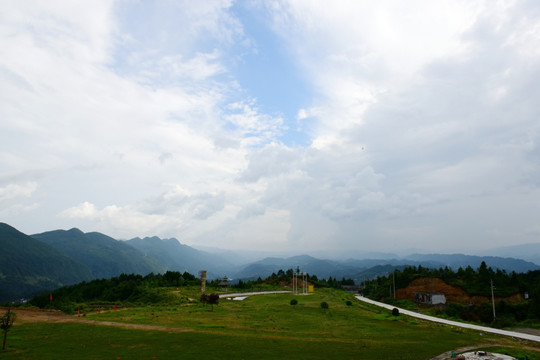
[2,288,540,359]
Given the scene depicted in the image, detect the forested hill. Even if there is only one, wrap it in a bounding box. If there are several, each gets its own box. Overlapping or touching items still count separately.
[363,263,540,327]
[32,228,165,278]
[0,223,93,302]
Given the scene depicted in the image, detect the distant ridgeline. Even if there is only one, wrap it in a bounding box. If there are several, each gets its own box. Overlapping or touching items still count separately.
[0,222,234,302]
[2,221,540,306]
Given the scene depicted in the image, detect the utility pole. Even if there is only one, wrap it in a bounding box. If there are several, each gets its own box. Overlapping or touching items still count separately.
[491,279,496,320]
[393,271,396,299]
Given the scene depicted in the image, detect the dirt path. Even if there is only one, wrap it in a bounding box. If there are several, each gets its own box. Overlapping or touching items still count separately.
[2,307,193,333]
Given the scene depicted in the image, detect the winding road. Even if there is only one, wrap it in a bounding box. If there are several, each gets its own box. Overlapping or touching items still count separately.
[354,295,540,343]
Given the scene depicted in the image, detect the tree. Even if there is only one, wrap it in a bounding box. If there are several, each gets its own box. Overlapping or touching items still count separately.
[207,293,219,311]
[320,301,329,309]
[1,309,16,350]
[201,293,220,311]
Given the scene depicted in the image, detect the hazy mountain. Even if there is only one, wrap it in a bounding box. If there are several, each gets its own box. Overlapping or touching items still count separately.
[0,223,93,302]
[126,236,237,279]
[404,253,540,273]
[233,255,364,280]
[233,253,540,283]
[32,228,165,278]
[4,221,539,301]
[481,243,540,265]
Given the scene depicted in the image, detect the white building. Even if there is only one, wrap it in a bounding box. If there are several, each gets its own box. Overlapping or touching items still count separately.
[414,291,446,305]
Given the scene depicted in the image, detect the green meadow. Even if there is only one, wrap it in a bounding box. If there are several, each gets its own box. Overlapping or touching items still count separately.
[3,289,540,359]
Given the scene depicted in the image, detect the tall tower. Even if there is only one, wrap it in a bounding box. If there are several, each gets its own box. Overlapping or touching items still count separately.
[199,270,207,293]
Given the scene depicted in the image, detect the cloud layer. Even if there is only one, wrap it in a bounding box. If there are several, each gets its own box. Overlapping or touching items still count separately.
[1,1,539,254]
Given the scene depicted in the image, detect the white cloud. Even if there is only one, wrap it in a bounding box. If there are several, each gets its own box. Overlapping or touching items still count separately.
[0,182,37,202]
[59,202,98,219]
[2,1,540,254]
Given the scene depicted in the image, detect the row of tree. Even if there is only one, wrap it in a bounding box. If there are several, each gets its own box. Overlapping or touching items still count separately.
[229,269,355,290]
[29,271,201,312]
[363,262,540,325]
[363,262,540,299]
[25,268,356,313]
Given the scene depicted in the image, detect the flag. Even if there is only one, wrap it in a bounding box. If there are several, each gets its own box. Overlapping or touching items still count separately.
[78,308,81,316]
[49,293,52,301]
[114,304,117,311]
[98,306,101,313]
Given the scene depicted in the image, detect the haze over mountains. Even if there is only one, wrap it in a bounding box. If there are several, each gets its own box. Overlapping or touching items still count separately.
[1,222,540,302]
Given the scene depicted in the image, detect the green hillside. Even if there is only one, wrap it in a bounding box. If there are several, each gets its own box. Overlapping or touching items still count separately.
[32,228,165,278]
[4,288,539,359]
[0,223,93,302]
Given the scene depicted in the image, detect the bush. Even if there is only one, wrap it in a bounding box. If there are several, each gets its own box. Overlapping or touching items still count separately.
[346,300,352,306]
[392,308,399,316]
[320,301,329,309]
[290,299,298,306]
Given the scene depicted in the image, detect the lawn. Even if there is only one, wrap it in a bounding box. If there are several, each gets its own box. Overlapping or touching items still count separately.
[2,288,539,359]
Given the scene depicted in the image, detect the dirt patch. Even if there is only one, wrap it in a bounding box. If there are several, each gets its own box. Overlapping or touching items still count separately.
[0,307,71,324]
[395,278,499,305]
[1,307,193,333]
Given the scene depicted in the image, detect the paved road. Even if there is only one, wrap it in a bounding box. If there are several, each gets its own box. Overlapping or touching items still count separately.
[219,291,292,298]
[355,295,540,343]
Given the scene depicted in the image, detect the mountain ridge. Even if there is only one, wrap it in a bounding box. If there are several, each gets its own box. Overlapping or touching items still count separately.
[2,222,540,302]
[31,228,165,278]
[0,223,93,302]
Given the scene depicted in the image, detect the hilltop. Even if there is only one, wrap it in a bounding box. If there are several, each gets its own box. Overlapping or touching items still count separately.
[0,223,93,301]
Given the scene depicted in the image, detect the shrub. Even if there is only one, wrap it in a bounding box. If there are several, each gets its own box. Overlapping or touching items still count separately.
[392,308,399,316]
[320,301,329,309]
[290,299,298,306]
[346,300,352,306]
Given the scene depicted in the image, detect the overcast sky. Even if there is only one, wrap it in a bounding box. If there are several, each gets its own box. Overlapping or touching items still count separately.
[1,0,539,255]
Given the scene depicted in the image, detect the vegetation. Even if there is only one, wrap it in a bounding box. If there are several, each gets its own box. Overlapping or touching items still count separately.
[364,262,540,327]
[20,269,355,314]
[200,293,220,311]
[31,228,164,278]
[1,309,16,350]
[0,223,93,302]
[229,268,355,291]
[290,299,298,305]
[320,301,329,309]
[26,272,200,314]
[1,266,539,359]
[2,289,538,359]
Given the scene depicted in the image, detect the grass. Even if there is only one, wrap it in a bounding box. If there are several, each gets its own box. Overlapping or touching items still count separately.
[2,288,540,359]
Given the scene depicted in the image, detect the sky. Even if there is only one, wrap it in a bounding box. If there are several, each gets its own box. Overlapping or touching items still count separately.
[1,0,540,255]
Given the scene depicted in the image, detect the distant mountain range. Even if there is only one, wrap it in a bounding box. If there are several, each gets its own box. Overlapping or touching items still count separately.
[126,236,237,279]
[480,243,540,264]
[1,222,539,302]
[231,254,540,283]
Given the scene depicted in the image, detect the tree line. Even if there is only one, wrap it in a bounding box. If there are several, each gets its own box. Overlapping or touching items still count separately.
[363,262,540,326]
[229,268,355,290]
[28,271,200,313]
[24,268,355,314]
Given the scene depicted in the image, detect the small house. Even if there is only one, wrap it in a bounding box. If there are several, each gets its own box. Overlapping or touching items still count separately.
[414,291,446,305]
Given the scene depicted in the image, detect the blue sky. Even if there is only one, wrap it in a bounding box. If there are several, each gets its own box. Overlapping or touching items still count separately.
[1,0,540,255]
